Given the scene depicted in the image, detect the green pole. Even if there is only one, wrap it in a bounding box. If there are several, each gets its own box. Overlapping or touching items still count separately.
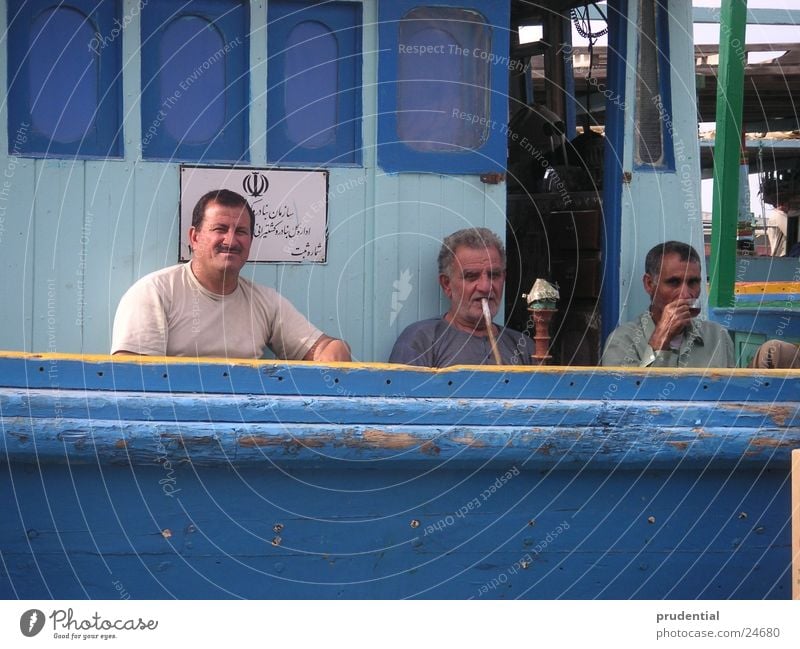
[709,0,747,309]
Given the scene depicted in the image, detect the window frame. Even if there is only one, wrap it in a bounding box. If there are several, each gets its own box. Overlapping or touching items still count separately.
[633,0,675,172]
[266,0,363,167]
[140,0,250,162]
[7,0,123,158]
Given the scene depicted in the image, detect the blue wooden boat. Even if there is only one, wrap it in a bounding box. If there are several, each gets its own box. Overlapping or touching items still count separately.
[2,351,799,599]
[2,0,800,600]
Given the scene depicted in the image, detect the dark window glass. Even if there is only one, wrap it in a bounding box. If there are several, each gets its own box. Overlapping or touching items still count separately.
[377,1,510,174]
[397,8,490,152]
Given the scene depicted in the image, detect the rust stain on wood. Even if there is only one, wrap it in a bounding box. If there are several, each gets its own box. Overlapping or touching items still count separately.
[360,429,419,450]
[115,439,127,449]
[364,430,418,449]
[667,441,689,451]
[298,436,333,448]
[751,437,793,448]
[720,403,793,426]
[537,442,555,456]
[238,434,333,448]
[184,436,217,445]
[239,435,285,447]
[419,441,441,456]
[451,434,486,448]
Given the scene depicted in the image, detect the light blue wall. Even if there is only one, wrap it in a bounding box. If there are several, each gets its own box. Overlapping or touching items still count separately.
[0,0,506,361]
[616,0,706,323]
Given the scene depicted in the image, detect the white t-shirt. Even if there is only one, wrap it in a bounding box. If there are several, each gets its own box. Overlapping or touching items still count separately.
[767,207,788,256]
[111,264,322,359]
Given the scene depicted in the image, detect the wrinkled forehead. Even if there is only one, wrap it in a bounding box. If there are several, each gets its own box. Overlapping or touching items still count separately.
[203,201,251,226]
[652,253,701,280]
[452,244,505,268]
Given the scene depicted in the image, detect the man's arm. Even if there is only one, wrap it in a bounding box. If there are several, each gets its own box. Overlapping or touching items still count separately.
[111,278,168,355]
[601,325,643,366]
[602,319,679,367]
[303,335,352,361]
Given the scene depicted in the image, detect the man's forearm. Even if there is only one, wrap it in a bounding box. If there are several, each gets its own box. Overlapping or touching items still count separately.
[304,335,352,362]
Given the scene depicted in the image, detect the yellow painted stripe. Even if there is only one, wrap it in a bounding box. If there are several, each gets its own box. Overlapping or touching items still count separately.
[3,350,800,375]
[735,282,800,295]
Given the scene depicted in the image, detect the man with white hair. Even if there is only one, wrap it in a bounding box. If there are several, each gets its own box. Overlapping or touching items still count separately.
[389,227,534,367]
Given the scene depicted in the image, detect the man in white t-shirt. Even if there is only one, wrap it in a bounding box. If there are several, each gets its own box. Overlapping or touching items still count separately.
[111,189,351,361]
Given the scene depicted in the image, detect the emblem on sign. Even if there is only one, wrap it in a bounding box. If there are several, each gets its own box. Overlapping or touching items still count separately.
[242,171,269,198]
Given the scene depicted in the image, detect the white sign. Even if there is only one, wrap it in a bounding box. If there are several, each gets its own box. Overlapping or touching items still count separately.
[179,166,328,263]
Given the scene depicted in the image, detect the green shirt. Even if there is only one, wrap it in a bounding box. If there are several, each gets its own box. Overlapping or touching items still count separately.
[601,312,735,368]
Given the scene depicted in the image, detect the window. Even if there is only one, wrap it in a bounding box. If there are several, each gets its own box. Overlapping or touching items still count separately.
[267,0,362,166]
[378,1,509,174]
[634,0,674,169]
[141,0,249,161]
[7,0,122,157]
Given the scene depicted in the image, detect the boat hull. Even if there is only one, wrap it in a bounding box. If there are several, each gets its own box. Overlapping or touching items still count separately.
[1,354,798,599]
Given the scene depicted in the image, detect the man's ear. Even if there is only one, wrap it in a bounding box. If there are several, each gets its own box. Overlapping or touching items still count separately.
[439,273,452,299]
[643,272,656,299]
[188,226,199,250]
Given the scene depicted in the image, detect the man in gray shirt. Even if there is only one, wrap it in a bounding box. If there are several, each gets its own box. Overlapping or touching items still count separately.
[389,228,534,367]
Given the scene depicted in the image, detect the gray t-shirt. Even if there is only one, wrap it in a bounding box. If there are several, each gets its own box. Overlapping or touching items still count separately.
[389,317,535,367]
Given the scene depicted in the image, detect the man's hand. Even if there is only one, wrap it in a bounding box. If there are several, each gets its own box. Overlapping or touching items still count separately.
[304,335,352,362]
[649,298,694,351]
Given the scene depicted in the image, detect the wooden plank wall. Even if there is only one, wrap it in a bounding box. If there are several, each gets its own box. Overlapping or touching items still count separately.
[0,0,505,362]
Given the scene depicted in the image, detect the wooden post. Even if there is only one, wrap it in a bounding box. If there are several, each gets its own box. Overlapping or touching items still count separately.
[793,449,800,600]
[708,0,747,309]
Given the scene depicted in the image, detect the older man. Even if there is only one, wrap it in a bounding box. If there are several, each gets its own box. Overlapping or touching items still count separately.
[602,241,799,369]
[389,227,534,367]
[112,189,350,361]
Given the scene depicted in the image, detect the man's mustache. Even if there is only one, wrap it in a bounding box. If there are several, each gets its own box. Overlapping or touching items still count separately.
[215,244,243,254]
